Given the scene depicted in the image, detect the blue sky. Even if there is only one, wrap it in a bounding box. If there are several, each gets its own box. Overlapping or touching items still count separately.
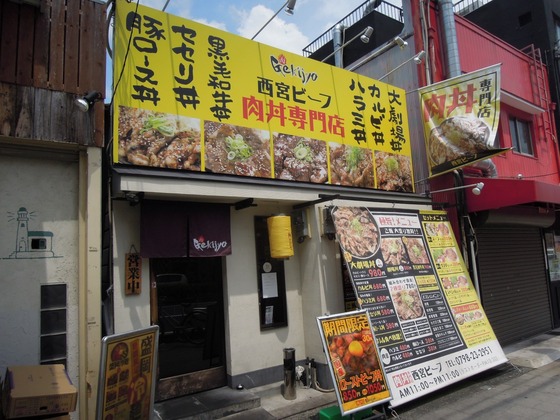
[135,0,377,54]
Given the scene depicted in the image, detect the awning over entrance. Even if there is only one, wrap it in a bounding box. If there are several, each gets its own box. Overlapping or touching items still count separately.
[466,178,560,212]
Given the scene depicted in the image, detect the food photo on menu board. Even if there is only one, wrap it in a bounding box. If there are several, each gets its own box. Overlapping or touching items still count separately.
[330,207,507,407]
[317,310,392,416]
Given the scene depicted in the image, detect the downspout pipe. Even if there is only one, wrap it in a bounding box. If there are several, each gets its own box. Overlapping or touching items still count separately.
[439,0,461,78]
[333,24,344,68]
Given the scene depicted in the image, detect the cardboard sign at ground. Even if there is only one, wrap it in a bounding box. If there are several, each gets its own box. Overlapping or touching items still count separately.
[330,207,508,407]
[2,364,77,418]
[96,326,159,420]
[317,310,392,415]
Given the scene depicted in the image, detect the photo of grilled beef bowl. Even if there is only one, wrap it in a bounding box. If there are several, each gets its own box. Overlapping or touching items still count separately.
[380,237,409,266]
[118,106,201,170]
[375,151,413,192]
[273,134,327,183]
[204,122,271,178]
[402,237,430,264]
[429,116,491,165]
[392,289,424,320]
[328,329,379,378]
[332,207,379,259]
[329,143,374,188]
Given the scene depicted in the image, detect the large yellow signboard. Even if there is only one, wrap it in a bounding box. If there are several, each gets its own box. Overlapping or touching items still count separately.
[113,0,414,192]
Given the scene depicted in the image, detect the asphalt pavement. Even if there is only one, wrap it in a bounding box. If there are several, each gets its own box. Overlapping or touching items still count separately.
[389,359,559,419]
[254,329,560,419]
[390,329,560,420]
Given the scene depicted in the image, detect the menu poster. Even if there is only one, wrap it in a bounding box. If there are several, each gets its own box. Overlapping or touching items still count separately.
[97,326,159,420]
[317,310,392,415]
[330,207,507,407]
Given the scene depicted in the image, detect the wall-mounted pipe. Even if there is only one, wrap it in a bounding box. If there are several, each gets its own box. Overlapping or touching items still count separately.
[439,0,461,78]
[333,24,344,68]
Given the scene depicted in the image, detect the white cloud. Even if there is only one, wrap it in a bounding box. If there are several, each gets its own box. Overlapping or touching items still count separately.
[191,18,228,32]
[236,5,308,54]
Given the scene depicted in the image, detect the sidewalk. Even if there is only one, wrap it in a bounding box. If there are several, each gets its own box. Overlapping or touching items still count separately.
[254,329,560,419]
[153,330,560,419]
[391,359,560,419]
[391,330,560,419]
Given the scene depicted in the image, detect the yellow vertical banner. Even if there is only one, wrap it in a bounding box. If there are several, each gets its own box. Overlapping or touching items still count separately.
[419,64,508,177]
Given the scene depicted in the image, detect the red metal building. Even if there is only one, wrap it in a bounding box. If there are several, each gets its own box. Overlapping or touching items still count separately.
[412,0,560,344]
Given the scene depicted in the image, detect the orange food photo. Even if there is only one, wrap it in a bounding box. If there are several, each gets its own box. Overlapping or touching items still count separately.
[348,340,364,357]
[327,329,379,378]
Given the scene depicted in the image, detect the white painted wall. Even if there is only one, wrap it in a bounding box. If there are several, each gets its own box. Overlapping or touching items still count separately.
[0,154,79,388]
[112,200,151,334]
[224,203,306,379]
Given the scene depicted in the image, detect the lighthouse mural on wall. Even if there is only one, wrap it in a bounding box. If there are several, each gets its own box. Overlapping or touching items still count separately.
[7,207,57,259]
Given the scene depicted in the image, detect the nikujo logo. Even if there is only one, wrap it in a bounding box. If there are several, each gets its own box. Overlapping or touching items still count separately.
[192,235,229,253]
[269,54,318,85]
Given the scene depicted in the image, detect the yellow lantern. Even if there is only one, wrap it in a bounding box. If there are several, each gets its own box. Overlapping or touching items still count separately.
[267,215,294,259]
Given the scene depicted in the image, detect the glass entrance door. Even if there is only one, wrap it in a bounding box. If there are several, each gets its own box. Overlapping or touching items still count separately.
[151,257,226,400]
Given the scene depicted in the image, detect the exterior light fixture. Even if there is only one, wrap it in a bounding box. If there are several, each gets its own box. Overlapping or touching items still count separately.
[427,182,485,197]
[75,91,102,112]
[124,191,144,206]
[251,0,297,40]
[360,26,374,43]
[394,36,408,49]
[321,26,374,63]
[413,50,426,64]
[377,50,426,80]
[285,0,297,15]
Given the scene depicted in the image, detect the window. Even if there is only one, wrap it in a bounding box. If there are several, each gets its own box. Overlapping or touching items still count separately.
[509,117,533,156]
[32,238,47,250]
[41,284,67,366]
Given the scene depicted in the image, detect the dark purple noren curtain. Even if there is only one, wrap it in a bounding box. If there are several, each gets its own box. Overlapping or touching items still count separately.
[188,203,232,257]
[140,200,231,258]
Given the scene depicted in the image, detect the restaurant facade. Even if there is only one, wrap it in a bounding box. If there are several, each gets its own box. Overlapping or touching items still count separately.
[106,0,522,409]
[108,0,437,402]
[108,0,560,412]
[3,0,560,416]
